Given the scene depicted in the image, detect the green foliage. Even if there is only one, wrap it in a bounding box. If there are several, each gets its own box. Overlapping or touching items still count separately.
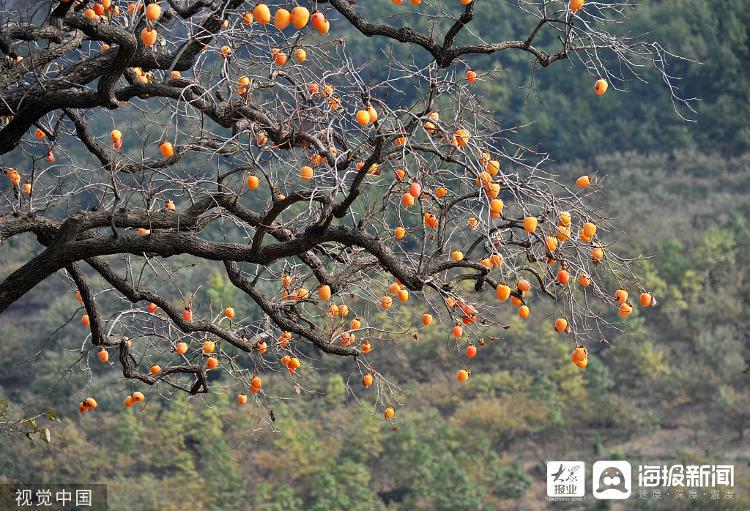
[310,459,383,511]
[496,461,532,500]
[325,374,347,406]
[412,452,484,510]
[252,482,303,511]
[205,270,238,309]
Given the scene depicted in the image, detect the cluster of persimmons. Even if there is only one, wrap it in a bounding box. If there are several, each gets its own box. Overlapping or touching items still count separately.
[7,1,628,423]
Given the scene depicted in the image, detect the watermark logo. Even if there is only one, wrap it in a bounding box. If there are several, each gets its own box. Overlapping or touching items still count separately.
[0,484,107,510]
[544,461,735,501]
[547,461,585,499]
[638,464,734,488]
[593,460,632,500]
[636,464,735,501]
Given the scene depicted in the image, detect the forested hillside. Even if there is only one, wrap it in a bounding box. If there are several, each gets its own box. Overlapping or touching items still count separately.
[342,0,750,160]
[0,1,748,510]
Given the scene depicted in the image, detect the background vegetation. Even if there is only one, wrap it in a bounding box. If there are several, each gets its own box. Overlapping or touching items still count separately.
[1,0,748,509]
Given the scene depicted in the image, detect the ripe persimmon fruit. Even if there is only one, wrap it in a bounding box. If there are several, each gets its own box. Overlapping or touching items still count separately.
[595,78,608,95]
[159,141,173,158]
[253,3,271,24]
[145,3,161,21]
[141,27,157,46]
[496,284,511,301]
[291,6,310,29]
[557,270,570,285]
[614,288,628,305]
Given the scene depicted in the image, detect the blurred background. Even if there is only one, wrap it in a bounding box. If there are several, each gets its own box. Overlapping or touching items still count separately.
[0,0,748,509]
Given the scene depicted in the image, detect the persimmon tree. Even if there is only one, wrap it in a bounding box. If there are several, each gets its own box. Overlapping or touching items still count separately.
[0,0,690,421]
